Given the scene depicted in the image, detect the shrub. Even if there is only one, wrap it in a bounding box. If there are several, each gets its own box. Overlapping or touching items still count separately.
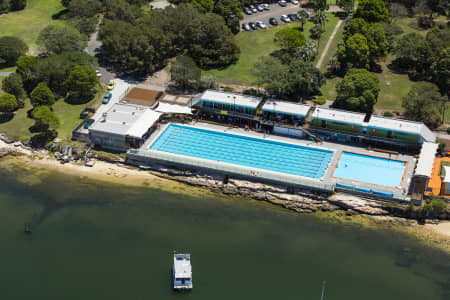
[438,142,446,153]
[417,16,434,29]
[431,198,447,214]
[391,25,404,35]
[435,21,447,30]
[447,127,450,134]
[383,111,394,117]
[243,88,264,97]
[313,96,326,105]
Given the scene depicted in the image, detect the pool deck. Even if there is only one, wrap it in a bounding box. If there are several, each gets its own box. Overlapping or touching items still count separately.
[134,121,416,200]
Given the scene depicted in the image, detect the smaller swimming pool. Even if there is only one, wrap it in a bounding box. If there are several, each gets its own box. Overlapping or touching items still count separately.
[333,152,406,187]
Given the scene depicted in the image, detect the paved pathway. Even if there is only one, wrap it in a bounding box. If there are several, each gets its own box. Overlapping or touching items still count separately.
[0,72,12,77]
[315,19,343,69]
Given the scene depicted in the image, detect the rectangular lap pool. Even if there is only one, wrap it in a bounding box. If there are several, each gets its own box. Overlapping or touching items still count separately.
[149,124,334,179]
[332,152,407,187]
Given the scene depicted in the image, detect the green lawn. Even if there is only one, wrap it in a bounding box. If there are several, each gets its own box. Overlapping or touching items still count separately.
[204,13,339,85]
[313,13,340,67]
[0,87,104,143]
[0,0,65,54]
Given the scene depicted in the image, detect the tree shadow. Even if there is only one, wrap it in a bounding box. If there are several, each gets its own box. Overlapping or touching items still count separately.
[0,112,14,124]
[52,9,69,20]
[29,130,57,148]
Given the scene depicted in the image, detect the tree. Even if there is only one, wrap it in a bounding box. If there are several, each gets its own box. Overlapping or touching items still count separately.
[297,10,308,32]
[338,34,370,69]
[310,24,323,40]
[402,82,442,127]
[67,65,98,102]
[354,0,390,23]
[171,56,201,90]
[311,0,328,12]
[393,33,433,75]
[0,93,18,113]
[31,105,60,130]
[274,28,306,53]
[37,25,86,55]
[337,0,354,14]
[2,73,26,107]
[0,36,28,67]
[254,56,325,99]
[192,0,214,13]
[333,68,379,114]
[9,0,27,11]
[30,82,55,107]
[431,49,450,96]
[0,0,9,13]
[295,39,318,62]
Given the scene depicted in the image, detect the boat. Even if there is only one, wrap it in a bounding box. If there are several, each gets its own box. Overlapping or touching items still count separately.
[172,253,193,290]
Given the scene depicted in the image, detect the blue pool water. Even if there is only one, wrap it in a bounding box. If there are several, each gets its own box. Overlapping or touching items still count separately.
[149,124,334,179]
[333,152,406,187]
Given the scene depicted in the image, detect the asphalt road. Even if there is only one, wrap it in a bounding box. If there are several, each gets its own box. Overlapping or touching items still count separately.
[240,3,311,29]
[86,29,115,85]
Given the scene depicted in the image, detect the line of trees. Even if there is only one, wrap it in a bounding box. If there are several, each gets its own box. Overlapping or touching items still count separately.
[98,4,240,75]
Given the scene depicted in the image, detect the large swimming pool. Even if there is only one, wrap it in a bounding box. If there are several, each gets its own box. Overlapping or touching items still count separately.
[149,124,334,179]
[332,152,406,187]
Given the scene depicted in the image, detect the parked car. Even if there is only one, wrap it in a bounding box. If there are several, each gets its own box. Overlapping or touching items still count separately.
[242,23,251,31]
[262,3,270,10]
[280,15,291,22]
[288,13,298,21]
[290,0,299,4]
[107,80,115,90]
[83,119,95,129]
[249,5,257,13]
[244,7,252,15]
[269,17,278,26]
[299,8,311,17]
[249,22,258,30]
[255,21,267,29]
[102,92,112,104]
[257,4,264,11]
[279,0,287,7]
[95,70,102,77]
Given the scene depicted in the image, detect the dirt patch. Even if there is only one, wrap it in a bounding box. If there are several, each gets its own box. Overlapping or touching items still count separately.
[137,69,170,91]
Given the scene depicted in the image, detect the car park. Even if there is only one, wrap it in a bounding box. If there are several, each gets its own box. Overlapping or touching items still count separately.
[249,22,258,30]
[256,21,267,29]
[249,5,257,13]
[244,7,252,15]
[280,15,290,22]
[257,4,264,11]
[279,0,287,7]
[290,0,299,4]
[288,13,298,21]
[262,3,270,10]
[269,17,278,26]
[242,23,251,31]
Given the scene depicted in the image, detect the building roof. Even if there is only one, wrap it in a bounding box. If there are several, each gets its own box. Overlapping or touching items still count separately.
[90,103,161,137]
[155,102,192,114]
[173,254,192,278]
[311,107,366,125]
[443,166,450,183]
[262,100,311,117]
[368,116,436,142]
[415,142,438,178]
[121,88,162,108]
[198,90,261,108]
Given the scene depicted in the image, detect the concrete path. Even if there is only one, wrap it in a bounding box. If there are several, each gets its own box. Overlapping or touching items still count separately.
[0,72,12,77]
[315,19,343,69]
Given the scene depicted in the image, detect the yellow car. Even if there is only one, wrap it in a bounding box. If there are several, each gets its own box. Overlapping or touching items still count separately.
[107,80,115,90]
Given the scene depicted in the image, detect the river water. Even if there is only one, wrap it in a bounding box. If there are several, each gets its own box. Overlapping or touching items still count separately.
[0,165,449,300]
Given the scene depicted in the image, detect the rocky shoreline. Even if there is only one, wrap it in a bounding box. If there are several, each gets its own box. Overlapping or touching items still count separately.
[144,164,448,222]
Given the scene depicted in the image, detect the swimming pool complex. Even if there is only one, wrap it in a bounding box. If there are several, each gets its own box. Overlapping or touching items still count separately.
[332,152,406,187]
[149,124,333,179]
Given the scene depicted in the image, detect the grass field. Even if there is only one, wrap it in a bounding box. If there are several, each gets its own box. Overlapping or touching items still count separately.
[204,13,340,85]
[0,0,65,53]
[0,88,104,143]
